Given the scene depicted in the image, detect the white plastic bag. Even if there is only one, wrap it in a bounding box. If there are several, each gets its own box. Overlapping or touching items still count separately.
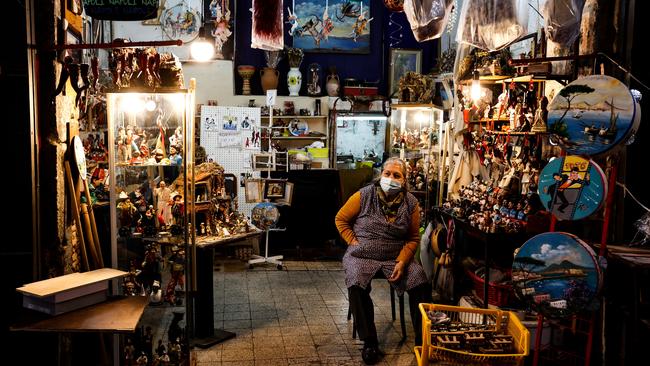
[403,0,455,42]
[456,0,529,51]
[542,0,586,47]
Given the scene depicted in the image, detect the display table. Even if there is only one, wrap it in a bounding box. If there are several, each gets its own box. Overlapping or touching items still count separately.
[193,230,263,348]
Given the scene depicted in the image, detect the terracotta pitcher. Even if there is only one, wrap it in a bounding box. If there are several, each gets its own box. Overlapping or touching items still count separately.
[260,67,279,93]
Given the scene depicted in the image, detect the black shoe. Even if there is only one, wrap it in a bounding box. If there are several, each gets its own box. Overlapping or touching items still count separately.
[361,345,382,365]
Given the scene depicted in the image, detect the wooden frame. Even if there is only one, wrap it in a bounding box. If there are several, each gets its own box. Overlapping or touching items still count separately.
[264,179,286,199]
[244,179,264,203]
[275,182,294,206]
[252,152,276,171]
[389,48,422,97]
[509,33,538,60]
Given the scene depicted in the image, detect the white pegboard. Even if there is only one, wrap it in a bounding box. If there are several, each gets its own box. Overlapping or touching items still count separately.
[200,106,261,218]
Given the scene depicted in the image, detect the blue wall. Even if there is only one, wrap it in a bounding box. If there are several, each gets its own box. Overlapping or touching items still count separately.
[233,0,439,96]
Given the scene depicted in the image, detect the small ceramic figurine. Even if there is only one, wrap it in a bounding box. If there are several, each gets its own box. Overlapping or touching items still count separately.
[136,351,148,365]
[168,145,182,166]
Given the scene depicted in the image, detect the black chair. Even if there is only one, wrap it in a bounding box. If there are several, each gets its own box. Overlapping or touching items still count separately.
[347,272,407,342]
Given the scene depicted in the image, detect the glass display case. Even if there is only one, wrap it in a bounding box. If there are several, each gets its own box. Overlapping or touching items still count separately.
[107,87,195,362]
[334,112,388,169]
[388,104,444,214]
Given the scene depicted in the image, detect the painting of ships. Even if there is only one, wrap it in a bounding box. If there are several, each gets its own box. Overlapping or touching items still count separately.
[547,75,637,155]
[598,99,620,143]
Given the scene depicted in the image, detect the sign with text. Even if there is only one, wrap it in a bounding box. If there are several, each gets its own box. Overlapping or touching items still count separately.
[266,90,277,107]
[84,0,159,21]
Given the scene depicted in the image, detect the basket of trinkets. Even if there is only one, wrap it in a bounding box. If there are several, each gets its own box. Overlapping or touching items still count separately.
[414,304,529,366]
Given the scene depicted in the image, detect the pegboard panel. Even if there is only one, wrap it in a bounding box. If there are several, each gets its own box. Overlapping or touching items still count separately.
[200,106,261,217]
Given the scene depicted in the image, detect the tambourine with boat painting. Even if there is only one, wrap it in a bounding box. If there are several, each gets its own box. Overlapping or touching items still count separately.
[547,75,641,156]
[513,232,603,318]
[538,155,606,221]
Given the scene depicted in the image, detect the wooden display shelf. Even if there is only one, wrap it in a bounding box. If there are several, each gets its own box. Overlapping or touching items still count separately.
[486,130,548,136]
[460,75,513,84]
[261,115,327,119]
[271,136,327,140]
[11,296,148,333]
[391,103,436,108]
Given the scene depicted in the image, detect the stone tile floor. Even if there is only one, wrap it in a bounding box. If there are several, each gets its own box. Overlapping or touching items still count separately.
[192,260,420,366]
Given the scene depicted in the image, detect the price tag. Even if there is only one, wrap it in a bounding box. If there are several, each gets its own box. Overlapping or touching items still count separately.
[266,90,277,106]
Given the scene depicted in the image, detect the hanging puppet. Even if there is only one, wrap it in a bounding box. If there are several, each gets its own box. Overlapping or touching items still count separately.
[351,2,373,42]
[211,0,233,59]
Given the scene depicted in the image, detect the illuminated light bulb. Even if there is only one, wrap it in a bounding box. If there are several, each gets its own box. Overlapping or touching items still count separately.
[145,100,157,111]
[470,70,481,102]
[121,95,144,113]
[191,27,214,62]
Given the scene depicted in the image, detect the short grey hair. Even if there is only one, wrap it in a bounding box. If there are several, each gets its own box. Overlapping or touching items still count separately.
[382,157,408,178]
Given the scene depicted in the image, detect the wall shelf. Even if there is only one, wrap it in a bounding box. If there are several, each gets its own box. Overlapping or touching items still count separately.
[261,115,327,119]
[270,136,327,140]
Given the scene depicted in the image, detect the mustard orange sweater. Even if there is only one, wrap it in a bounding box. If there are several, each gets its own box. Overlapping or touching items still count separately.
[335,191,420,263]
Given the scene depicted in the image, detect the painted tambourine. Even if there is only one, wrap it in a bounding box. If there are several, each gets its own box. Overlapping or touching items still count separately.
[251,202,279,230]
[538,155,606,221]
[513,232,603,318]
[547,75,641,156]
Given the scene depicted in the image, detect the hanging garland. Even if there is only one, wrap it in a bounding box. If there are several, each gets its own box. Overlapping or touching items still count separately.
[388,12,403,48]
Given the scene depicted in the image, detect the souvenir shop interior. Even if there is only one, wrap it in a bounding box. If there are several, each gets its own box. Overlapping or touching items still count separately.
[4,0,650,365]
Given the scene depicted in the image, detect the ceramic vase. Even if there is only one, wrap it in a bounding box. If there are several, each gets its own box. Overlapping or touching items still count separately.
[326,67,340,97]
[237,65,255,95]
[287,67,302,96]
[260,67,279,93]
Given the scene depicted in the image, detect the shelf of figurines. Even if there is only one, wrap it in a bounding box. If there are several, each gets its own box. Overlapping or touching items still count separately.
[440,179,545,235]
[261,115,328,119]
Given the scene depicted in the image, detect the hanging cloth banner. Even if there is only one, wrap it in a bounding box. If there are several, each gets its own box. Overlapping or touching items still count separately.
[456,0,529,51]
[403,0,455,42]
[251,0,284,51]
[84,0,160,21]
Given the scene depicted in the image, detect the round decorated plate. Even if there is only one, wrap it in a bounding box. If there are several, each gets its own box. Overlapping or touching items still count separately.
[547,75,640,156]
[538,156,606,220]
[251,202,279,230]
[289,119,308,136]
[513,232,602,318]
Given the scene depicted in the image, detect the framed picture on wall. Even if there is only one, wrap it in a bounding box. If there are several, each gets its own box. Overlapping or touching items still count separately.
[509,33,537,60]
[244,179,264,203]
[292,0,372,53]
[388,48,422,97]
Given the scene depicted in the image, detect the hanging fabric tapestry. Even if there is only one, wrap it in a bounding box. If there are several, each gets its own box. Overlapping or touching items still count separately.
[251,0,284,51]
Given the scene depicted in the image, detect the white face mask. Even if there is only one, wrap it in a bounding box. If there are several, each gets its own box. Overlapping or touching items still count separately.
[380,176,402,194]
